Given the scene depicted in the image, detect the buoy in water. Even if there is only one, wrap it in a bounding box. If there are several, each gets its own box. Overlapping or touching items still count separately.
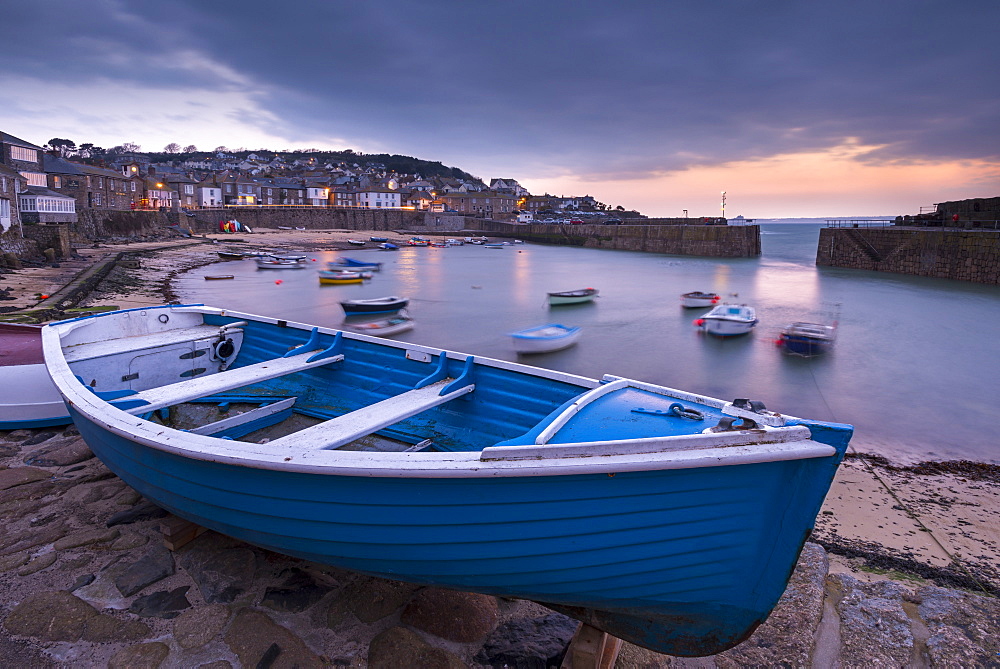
[694,319,705,326]
[275,280,283,285]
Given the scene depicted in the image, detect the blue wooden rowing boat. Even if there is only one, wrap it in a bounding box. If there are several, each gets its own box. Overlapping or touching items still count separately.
[41,304,852,656]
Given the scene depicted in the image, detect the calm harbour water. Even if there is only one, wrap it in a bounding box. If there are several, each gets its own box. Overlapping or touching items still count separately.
[176,222,1000,465]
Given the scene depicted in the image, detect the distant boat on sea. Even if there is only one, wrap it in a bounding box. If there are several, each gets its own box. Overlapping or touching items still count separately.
[694,304,757,336]
[778,321,837,356]
[509,323,581,354]
[548,288,599,306]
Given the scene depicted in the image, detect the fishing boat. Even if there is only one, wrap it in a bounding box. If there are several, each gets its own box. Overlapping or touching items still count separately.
[341,312,415,337]
[680,291,720,308]
[339,296,409,315]
[694,304,758,336]
[216,251,245,261]
[255,255,308,269]
[408,238,430,247]
[547,288,599,306]
[370,236,389,243]
[0,323,72,428]
[327,258,383,272]
[318,271,366,285]
[509,323,581,354]
[445,239,463,246]
[778,322,837,356]
[204,275,235,281]
[40,304,853,657]
[378,243,399,251]
[483,243,505,249]
[347,240,366,247]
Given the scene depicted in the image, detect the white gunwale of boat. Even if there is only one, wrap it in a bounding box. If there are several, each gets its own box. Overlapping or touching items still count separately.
[42,305,830,479]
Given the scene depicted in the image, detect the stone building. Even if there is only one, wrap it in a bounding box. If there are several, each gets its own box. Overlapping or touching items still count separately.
[0,131,47,190]
[44,155,136,211]
[0,164,25,239]
[438,191,516,218]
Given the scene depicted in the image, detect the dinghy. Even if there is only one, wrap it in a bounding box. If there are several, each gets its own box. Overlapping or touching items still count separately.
[509,323,581,354]
[318,270,366,285]
[41,304,853,657]
[0,323,72,428]
[694,303,758,337]
[680,291,720,308]
[547,288,599,306]
[779,322,837,356]
[339,296,409,315]
[255,255,308,269]
[327,257,382,272]
[341,312,415,337]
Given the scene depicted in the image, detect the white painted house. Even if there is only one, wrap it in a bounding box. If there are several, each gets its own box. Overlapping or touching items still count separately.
[356,188,400,209]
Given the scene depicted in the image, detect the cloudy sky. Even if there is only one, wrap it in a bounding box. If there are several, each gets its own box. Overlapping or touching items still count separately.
[2,1,997,217]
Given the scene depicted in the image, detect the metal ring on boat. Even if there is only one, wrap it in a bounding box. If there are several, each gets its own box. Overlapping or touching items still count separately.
[214,338,236,360]
[158,314,169,323]
[668,402,705,420]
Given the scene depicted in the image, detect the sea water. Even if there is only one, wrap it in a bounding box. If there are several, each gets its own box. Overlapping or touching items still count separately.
[176,221,1000,464]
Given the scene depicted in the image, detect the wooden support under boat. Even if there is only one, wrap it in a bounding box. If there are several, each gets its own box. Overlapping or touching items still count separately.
[561,623,622,669]
[161,515,207,551]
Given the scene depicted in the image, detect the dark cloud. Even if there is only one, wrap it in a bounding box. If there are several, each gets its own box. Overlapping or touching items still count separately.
[4,0,998,176]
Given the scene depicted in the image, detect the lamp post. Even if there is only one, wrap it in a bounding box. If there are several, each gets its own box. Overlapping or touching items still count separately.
[721,191,726,219]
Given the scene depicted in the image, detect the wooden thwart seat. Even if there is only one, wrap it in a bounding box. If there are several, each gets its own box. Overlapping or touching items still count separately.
[267,379,475,451]
[124,350,343,414]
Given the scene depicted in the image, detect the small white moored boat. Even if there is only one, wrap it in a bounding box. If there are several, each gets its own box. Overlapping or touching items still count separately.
[694,304,758,337]
[509,323,581,354]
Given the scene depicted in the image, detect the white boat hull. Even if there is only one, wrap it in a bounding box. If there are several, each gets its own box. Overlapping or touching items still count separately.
[511,327,581,354]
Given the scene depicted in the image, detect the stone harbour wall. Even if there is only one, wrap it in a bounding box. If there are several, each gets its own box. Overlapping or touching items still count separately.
[469,221,761,257]
[817,227,1000,284]
[181,208,468,234]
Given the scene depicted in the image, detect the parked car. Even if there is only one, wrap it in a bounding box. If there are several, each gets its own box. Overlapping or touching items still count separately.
[604,219,622,225]
[569,219,584,225]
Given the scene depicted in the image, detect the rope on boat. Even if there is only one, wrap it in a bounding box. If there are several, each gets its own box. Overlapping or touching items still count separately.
[805,360,992,596]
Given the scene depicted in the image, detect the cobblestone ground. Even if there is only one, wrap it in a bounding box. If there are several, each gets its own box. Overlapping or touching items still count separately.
[1,427,998,667]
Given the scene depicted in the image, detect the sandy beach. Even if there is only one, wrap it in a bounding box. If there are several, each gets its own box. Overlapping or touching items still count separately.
[1,227,997,666]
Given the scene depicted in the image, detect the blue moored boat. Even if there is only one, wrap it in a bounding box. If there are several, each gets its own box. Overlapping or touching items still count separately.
[327,257,383,271]
[41,305,853,656]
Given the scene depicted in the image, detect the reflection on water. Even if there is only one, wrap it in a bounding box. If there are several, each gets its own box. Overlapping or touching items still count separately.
[179,224,1000,464]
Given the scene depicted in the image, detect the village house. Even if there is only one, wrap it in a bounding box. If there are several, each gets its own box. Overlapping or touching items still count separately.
[490,178,530,198]
[195,175,223,208]
[355,187,400,209]
[438,190,516,217]
[44,156,136,211]
[0,164,25,237]
[164,173,199,209]
[216,171,261,206]
[330,185,355,208]
[404,190,433,210]
[1,131,47,191]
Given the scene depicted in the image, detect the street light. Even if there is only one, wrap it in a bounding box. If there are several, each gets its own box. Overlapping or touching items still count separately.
[721,191,726,219]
